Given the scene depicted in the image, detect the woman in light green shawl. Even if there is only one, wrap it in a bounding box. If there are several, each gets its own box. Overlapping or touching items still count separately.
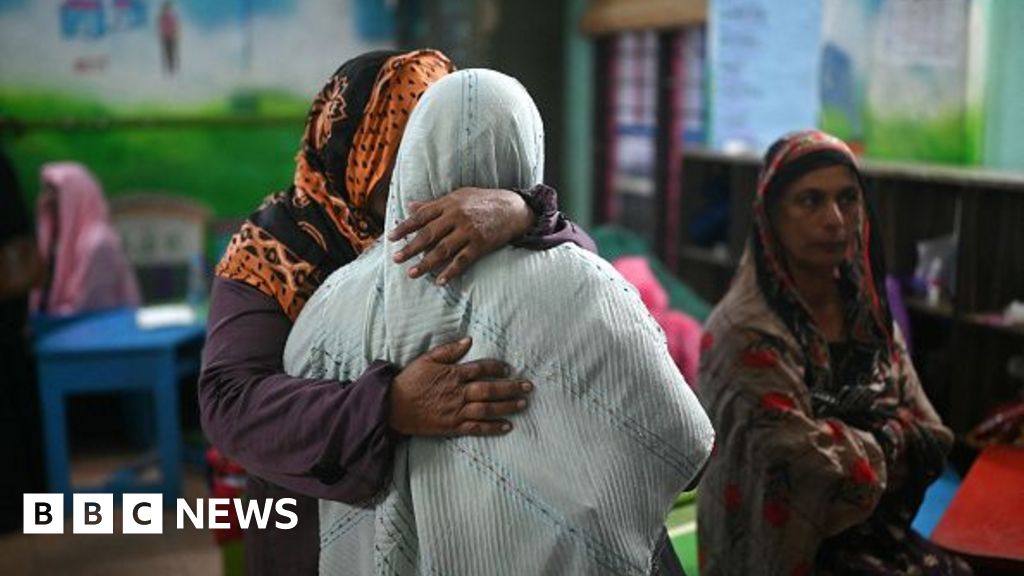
[286,68,713,576]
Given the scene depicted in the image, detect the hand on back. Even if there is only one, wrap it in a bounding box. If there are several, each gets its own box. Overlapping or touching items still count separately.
[388,187,533,285]
[389,337,533,437]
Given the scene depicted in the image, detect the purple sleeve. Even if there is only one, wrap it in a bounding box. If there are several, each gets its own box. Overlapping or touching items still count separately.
[199,276,400,502]
[512,184,596,253]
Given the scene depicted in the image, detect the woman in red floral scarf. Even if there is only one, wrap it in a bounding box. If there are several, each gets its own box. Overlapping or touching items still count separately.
[696,130,972,575]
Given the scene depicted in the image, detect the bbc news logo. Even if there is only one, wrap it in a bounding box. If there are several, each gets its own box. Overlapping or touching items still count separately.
[23,494,298,534]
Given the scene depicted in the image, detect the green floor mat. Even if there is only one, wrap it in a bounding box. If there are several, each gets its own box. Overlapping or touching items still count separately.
[666,493,699,575]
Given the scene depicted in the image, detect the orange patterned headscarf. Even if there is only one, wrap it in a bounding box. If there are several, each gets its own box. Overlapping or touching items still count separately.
[216,50,454,320]
[346,52,451,211]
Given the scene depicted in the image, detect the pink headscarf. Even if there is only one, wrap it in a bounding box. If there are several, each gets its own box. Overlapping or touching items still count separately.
[612,256,702,386]
[30,162,140,315]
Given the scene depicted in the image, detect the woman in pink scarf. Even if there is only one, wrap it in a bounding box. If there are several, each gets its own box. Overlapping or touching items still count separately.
[31,162,140,315]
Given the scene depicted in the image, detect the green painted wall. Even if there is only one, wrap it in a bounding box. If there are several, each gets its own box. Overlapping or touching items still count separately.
[562,0,594,227]
[979,0,1024,169]
[2,91,307,219]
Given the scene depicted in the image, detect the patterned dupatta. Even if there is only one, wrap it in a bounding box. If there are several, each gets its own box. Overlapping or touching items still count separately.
[751,129,896,394]
[696,130,968,575]
[215,50,454,320]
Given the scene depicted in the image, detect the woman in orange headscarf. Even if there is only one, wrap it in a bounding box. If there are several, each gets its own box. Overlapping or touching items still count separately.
[200,50,594,575]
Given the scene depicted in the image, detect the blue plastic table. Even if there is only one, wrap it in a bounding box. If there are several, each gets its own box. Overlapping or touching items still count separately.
[35,307,205,505]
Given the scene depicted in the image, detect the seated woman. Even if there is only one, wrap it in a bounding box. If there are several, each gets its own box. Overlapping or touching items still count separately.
[696,130,972,575]
[284,69,714,575]
[30,162,140,315]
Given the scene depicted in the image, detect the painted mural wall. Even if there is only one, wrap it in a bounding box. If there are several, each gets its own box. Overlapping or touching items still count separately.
[0,0,394,216]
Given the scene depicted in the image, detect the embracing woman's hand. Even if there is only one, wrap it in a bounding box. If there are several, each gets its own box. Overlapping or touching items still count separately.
[389,337,533,437]
[387,187,533,285]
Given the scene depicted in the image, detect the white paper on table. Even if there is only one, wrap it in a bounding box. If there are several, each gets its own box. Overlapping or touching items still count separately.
[135,303,197,329]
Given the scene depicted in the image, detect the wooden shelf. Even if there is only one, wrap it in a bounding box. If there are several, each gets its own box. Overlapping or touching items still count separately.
[963,313,1024,338]
[861,159,1024,193]
[678,244,736,269]
[905,296,955,319]
[680,145,1024,193]
[904,299,1024,338]
[681,146,760,167]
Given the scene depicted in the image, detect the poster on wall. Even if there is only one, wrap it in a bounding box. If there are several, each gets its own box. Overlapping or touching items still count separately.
[0,0,393,118]
[864,0,970,164]
[822,0,1020,168]
[708,0,822,154]
[819,0,874,152]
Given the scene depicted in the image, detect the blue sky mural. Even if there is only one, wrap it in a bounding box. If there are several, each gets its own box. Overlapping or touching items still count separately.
[0,0,391,110]
[0,0,27,11]
[177,0,296,31]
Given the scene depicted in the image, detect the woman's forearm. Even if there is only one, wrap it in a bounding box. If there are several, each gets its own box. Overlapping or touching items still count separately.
[199,277,399,502]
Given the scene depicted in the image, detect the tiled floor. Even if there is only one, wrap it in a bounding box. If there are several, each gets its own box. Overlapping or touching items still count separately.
[0,455,221,576]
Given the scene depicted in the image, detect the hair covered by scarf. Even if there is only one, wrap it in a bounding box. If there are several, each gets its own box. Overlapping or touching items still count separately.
[751,130,894,393]
[286,69,713,576]
[694,130,965,575]
[216,49,454,320]
[30,162,140,314]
